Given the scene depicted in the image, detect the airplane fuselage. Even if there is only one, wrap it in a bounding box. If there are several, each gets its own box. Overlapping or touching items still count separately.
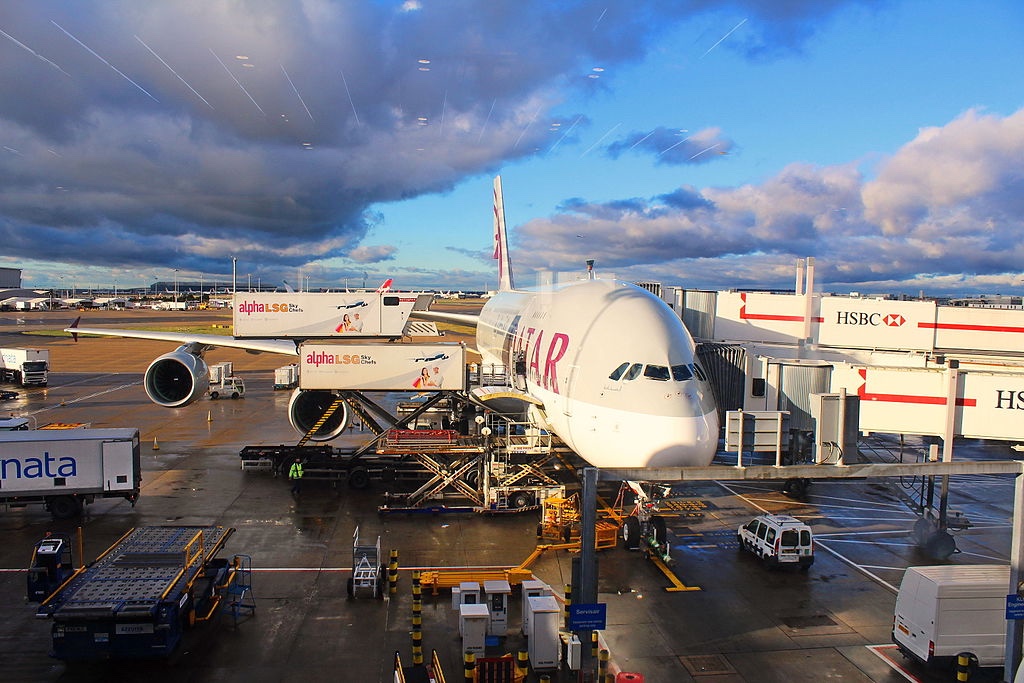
[476,279,719,468]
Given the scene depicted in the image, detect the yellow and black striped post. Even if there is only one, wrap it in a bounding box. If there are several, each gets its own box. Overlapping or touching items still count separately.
[956,652,974,681]
[388,548,399,595]
[463,650,475,683]
[592,630,599,657]
[516,649,529,677]
[564,583,572,630]
[598,648,610,682]
[411,622,423,666]
[412,570,422,606]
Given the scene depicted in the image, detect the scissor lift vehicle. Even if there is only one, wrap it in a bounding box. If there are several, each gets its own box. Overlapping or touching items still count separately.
[347,526,384,599]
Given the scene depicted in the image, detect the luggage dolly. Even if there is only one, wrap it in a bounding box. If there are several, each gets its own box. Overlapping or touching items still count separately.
[347,526,384,599]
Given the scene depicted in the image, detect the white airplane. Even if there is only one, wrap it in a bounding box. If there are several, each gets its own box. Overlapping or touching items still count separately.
[64,176,719,468]
[414,176,719,468]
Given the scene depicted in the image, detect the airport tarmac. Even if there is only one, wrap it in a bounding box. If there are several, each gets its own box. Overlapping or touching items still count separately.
[0,310,1019,682]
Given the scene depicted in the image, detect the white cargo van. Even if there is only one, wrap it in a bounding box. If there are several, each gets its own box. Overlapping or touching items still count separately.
[893,564,1009,669]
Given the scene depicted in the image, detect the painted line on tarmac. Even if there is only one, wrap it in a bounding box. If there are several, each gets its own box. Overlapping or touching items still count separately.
[866,644,920,682]
[23,382,141,414]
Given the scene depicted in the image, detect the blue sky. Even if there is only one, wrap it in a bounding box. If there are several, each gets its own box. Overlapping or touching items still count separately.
[1,1,1023,295]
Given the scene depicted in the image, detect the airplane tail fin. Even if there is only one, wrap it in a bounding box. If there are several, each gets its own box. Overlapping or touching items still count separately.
[376,278,393,294]
[68,316,80,342]
[493,176,515,291]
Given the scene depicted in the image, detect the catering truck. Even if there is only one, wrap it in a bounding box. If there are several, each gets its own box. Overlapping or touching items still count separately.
[0,428,141,518]
[0,347,48,386]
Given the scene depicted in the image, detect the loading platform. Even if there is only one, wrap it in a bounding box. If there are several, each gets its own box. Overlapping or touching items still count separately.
[36,525,242,660]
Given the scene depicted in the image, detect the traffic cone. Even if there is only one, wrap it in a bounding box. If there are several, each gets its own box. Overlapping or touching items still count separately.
[152,437,160,451]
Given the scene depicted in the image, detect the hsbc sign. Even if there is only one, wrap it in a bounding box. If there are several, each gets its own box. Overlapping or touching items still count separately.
[819,298,935,351]
[835,312,907,327]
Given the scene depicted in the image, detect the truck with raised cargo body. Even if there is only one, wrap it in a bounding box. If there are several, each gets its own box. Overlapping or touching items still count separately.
[0,428,141,518]
[0,347,48,386]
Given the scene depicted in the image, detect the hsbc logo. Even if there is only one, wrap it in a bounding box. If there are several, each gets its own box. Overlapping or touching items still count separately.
[882,314,905,327]
[836,312,907,327]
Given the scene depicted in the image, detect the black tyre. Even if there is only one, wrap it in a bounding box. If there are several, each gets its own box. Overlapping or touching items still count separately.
[348,466,370,490]
[651,516,668,547]
[925,530,957,561]
[510,491,532,509]
[209,391,219,400]
[621,515,641,550]
[49,495,81,520]
[231,391,240,399]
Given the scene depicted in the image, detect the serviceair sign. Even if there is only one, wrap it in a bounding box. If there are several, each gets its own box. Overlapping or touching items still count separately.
[818,298,935,351]
[299,342,466,391]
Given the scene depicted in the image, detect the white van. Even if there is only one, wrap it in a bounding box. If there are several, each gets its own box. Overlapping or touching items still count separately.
[737,514,814,570]
[893,564,1009,669]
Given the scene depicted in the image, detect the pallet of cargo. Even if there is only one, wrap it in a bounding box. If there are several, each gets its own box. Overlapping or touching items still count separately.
[35,525,243,661]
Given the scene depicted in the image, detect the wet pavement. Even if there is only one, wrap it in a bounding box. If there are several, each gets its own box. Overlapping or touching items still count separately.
[0,311,1019,682]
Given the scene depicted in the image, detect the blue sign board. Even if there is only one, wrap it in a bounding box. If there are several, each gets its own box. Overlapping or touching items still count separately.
[568,603,607,631]
[1005,594,1024,620]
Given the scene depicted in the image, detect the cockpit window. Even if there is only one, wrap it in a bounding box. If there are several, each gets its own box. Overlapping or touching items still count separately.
[643,365,670,381]
[608,362,630,381]
[623,363,643,381]
[671,364,693,381]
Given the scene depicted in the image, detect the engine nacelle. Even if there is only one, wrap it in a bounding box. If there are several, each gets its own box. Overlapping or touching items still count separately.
[287,389,350,441]
[144,346,209,408]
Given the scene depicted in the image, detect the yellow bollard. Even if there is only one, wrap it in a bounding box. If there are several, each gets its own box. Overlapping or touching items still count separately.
[412,625,423,666]
[389,548,399,595]
[598,649,610,681]
[463,650,475,683]
[516,649,529,677]
[564,583,572,630]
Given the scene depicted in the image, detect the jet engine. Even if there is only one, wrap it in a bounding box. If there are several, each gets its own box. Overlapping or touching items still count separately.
[287,389,350,441]
[144,345,210,408]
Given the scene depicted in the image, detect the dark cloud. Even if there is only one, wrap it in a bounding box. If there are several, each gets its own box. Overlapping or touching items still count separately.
[0,0,906,288]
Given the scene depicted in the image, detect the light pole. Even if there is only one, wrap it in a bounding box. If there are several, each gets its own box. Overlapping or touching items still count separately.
[174,269,179,303]
[232,257,237,295]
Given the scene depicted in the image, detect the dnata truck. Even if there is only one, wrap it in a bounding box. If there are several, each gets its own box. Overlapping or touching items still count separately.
[0,428,141,518]
[0,347,48,386]
[893,564,1009,669]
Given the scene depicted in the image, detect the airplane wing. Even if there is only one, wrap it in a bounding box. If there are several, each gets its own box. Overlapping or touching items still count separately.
[66,318,298,356]
[410,309,479,328]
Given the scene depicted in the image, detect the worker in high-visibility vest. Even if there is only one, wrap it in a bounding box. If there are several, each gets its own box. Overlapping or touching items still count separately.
[289,458,304,496]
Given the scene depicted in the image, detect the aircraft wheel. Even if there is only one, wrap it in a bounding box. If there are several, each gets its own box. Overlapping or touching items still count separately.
[651,516,668,547]
[621,515,641,550]
[210,391,219,400]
